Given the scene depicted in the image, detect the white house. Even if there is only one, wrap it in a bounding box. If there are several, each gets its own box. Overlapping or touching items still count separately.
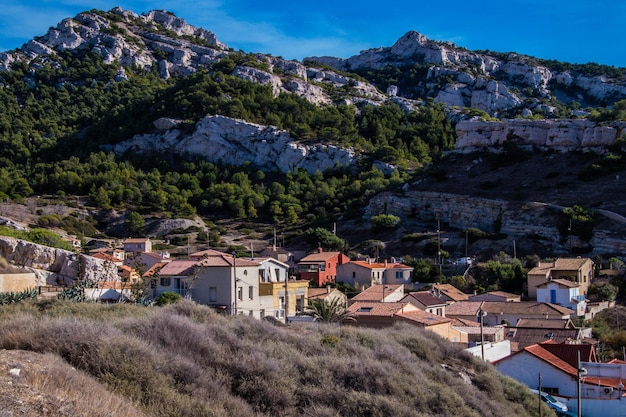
[154,251,261,317]
[536,279,586,316]
[494,342,626,417]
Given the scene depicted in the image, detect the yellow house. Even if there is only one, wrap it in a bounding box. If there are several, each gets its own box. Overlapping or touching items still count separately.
[527,257,594,298]
[259,279,310,319]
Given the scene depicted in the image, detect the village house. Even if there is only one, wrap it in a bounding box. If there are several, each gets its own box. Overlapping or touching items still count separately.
[123,237,152,258]
[527,257,594,299]
[307,286,347,307]
[258,245,306,276]
[445,301,575,327]
[336,258,413,289]
[495,342,624,417]
[349,284,405,304]
[254,257,309,320]
[401,291,447,316]
[297,249,350,287]
[430,283,470,303]
[345,301,467,344]
[468,291,521,302]
[535,278,586,316]
[504,317,592,352]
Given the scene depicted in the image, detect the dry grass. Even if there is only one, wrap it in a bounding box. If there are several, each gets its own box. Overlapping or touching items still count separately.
[0,300,555,417]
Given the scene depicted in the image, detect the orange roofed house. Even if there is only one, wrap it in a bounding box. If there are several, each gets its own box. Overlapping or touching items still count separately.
[297,249,350,287]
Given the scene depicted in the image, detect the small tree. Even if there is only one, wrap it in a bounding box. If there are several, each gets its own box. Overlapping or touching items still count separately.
[370,214,401,230]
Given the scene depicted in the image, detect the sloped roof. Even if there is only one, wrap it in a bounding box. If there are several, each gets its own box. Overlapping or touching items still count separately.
[554,258,593,270]
[469,290,521,300]
[450,317,481,327]
[396,309,451,326]
[403,291,446,307]
[431,283,469,301]
[348,301,412,316]
[539,341,596,367]
[351,284,403,302]
[444,301,483,316]
[144,261,169,277]
[521,343,579,376]
[536,279,579,288]
[157,260,198,276]
[350,260,388,270]
[483,301,574,316]
[515,318,575,329]
[299,251,342,263]
[508,328,580,351]
[123,238,150,243]
[307,288,342,300]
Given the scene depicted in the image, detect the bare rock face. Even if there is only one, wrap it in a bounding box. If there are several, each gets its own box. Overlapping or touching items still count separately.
[455,119,626,151]
[0,237,117,285]
[113,115,358,173]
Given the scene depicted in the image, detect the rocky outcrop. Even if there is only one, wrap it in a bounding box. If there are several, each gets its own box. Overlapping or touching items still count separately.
[364,191,626,256]
[306,31,626,117]
[0,237,118,285]
[455,119,626,151]
[112,115,359,173]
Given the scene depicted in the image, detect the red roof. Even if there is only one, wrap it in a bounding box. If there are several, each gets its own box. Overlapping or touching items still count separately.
[351,284,403,302]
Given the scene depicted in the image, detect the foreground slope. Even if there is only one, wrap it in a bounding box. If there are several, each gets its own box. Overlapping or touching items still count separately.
[0,300,553,417]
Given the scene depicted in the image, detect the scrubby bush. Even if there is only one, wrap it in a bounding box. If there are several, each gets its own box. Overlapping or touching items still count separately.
[154,291,183,306]
[370,214,401,230]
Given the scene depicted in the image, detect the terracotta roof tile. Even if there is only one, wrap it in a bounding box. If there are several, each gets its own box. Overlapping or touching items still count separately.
[536,279,579,288]
[432,284,469,301]
[396,310,451,326]
[348,301,410,316]
[299,251,341,262]
[351,284,403,301]
[403,291,446,307]
[158,260,198,276]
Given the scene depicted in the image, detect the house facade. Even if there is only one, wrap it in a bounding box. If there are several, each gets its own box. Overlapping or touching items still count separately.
[336,259,413,289]
[297,249,350,287]
[536,279,586,316]
[123,238,152,257]
[153,252,262,317]
[345,301,467,344]
[527,257,594,298]
[401,291,447,316]
[495,343,623,417]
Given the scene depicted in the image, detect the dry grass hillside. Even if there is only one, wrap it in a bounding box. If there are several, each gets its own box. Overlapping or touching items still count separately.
[0,299,556,417]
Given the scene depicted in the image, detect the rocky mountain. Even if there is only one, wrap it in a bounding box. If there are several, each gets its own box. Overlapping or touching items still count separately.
[1,7,626,260]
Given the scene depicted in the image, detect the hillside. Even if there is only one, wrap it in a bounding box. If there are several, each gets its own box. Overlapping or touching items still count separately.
[1,7,626,260]
[0,300,554,417]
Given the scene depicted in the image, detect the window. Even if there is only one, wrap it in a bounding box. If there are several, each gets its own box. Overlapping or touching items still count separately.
[248,286,253,300]
[358,307,373,312]
[209,287,217,302]
[396,271,403,279]
[352,271,356,278]
[160,277,171,287]
[237,287,243,301]
[259,269,266,282]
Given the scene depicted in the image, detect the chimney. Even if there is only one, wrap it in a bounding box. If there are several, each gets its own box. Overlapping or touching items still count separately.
[384,259,388,268]
[318,247,323,253]
[368,258,372,265]
[326,285,331,294]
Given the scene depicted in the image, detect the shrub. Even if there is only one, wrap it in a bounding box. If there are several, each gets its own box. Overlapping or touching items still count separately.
[370,214,401,230]
[154,291,183,306]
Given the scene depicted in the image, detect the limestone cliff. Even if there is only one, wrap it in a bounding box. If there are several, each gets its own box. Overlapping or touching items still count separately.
[0,237,118,285]
[112,115,360,174]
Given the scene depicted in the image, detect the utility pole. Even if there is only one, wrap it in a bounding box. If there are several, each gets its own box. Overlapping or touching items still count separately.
[284,274,289,325]
[232,252,238,316]
[437,218,442,276]
[538,373,542,417]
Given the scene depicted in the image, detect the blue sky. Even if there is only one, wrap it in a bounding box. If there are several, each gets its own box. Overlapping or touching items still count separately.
[1,1,625,68]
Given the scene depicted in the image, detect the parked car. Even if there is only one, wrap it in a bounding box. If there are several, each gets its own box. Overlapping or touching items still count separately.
[529,389,568,412]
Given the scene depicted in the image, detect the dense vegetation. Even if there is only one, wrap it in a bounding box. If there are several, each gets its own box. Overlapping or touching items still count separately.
[0,49,456,232]
[0,300,554,417]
